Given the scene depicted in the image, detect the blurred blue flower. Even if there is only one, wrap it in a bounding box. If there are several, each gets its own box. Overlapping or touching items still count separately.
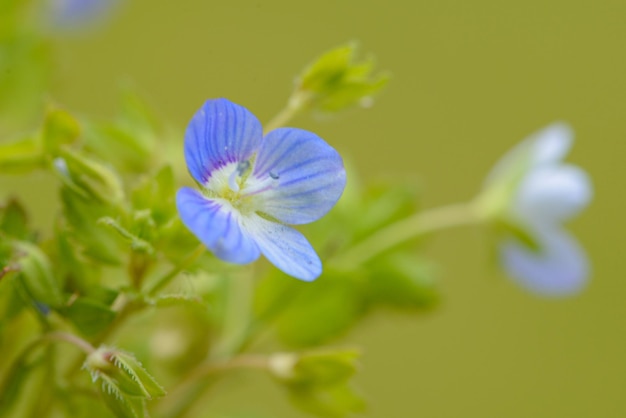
[177,99,346,281]
[482,123,592,296]
[48,0,116,29]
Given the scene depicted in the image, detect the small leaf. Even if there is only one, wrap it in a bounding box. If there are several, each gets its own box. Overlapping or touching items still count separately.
[0,136,43,173]
[257,272,367,347]
[112,350,167,399]
[60,187,122,265]
[98,380,146,418]
[0,198,29,239]
[98,217,155,255]
[64,298,116,337]
[367,254,439,310]
[86,346,166,400]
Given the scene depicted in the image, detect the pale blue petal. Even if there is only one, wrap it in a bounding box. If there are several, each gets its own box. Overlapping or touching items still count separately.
[528,122,573,165]
[242,213,322,281]
[184,99,262,184]
[49,0,115,28]
[249,128,346,225]
[513,164,592,223]
[500,225,588,296]
[176,187,260,264]
[484,122,573,187]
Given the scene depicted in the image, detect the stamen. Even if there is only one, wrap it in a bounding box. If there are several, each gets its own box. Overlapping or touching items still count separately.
[228,169,241,192]
[228,160,252,193]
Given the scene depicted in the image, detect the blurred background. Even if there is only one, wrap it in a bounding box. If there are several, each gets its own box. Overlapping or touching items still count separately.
[4,0,626,416]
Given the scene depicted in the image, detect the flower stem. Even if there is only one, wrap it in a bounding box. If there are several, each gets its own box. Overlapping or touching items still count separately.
[263,91,313,133]
[332,201,482,267]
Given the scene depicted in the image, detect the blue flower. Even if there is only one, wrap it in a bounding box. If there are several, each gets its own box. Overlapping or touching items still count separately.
[47,0,116,29]
[481,123,592,296]
[176,99,346,281]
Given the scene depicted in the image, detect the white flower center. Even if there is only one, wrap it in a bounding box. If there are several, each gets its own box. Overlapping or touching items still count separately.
[203,160,277,214]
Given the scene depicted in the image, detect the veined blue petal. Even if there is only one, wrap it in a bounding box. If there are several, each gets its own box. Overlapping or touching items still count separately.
[184,99,263,184]
[242,213,322,281]
[500,225,588,296]
[176,187,260,264]
[484,122,573,187]
[513,164,592,223]
[248,128,346,225]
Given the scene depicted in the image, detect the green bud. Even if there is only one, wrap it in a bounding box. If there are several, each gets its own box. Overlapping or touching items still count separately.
[14,241,64,308]
[42,107,80,153]
[294,42,389,113]
[55,148,125,205]
[270,349,365,417]
[85,346,166,400]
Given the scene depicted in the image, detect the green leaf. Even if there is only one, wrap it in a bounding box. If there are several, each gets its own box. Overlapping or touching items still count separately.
[294,42,389,113]
[98,381,147,418]
[60,186,123,265]
[98,217,155,255]
[64,298,116,337]
[0,198,29,239]
[14,241,64,308]
[86,347,166,400]
[367,254,439,310]
[0,136,43,173]
[83,89,159,173]
[256,272,367,347]
[131,165,176,227]
[270,350,365,418]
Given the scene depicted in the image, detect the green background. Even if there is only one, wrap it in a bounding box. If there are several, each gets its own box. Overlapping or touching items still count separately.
[10,0,626,416]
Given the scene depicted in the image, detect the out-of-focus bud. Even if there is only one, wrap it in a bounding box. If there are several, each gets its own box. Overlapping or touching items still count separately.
[292,42,389,113]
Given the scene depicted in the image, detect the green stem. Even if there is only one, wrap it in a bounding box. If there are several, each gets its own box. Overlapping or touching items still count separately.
[145,244,206,297]
[332,201,482,268]
[263,91,313,133]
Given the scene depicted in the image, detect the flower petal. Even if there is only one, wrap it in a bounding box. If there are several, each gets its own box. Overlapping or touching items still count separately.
[176,187,260,264]
[484,122,573,187]
[184,99,263,184]
[513,164,592,223]
[500,225,589,296]
[242,213,322,281]
[248,128,346,225]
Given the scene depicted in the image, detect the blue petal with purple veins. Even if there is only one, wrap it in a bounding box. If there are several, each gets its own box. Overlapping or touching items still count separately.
[184,99,263,184]
[176,187,260,264]
[251,128,346,225]
[242,214,322,281]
